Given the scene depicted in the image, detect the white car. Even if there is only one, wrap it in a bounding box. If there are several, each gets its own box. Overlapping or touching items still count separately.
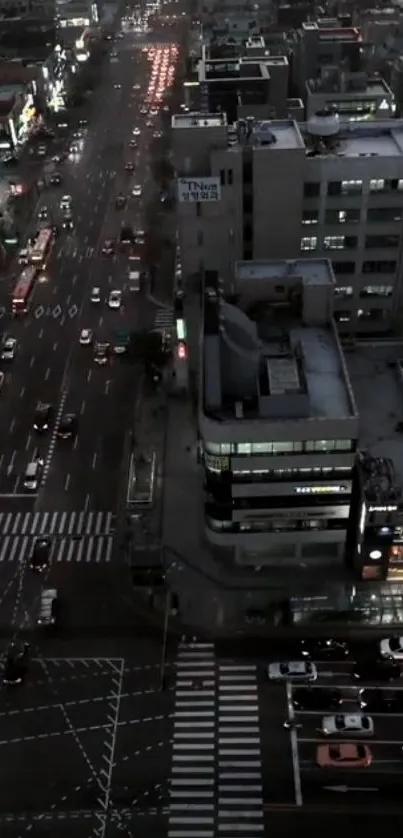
[108,290,122,309]
[380,637,403,659]
[60,195,71,211]
[132,127,141,136]
[1,337,16,360]
[90,287,101,304]
[267,661,317,682]
[132,184,142,197]
[79,329,93,345]
[321,714,374,737]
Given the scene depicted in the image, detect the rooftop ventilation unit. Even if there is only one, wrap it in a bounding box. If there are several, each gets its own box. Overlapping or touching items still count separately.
[307,109,340,138]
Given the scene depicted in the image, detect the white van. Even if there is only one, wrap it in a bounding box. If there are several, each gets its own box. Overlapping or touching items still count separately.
[23,461,41,491]
[129,270,141,291]
[18,248,29,265]
[37,588,58,626]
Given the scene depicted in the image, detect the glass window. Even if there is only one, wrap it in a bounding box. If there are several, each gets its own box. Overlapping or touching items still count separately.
[237,443,252,454]
[334,286,353,297]
[369,178,385,192]
[334,311,351,323]
[304,182,320,197]
[332,261,355,275]
[363,260,397,274]
[325,209,360,224]
[360,285,393,298]
[367,207,403,223]
[272,442,294,453]
[301,236,317,251]
[324,235,345,250]
[204,441,221,454]
[251,443,272,453]
[327,181,341,196]
[302,210,318,225]
[365,234,399,249]
[341,179,362,195]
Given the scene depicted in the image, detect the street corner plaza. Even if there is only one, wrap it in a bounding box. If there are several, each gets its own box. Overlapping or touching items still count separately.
[0,654,174,836]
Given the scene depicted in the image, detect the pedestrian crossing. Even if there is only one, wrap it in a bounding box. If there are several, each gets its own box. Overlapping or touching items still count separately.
[0,511,115,564]
[169,641,264,838]
[153,307,173,333]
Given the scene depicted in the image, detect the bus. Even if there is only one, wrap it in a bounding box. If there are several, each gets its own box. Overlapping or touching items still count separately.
[12,266,38,315]
[30,227,53,267]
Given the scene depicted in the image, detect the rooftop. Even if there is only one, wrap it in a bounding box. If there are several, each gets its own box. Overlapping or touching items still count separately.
[307,74,392,98]
[202,259,356,425]
[301,117,403,158]
[346,345,403,489]
[172,112,227,129]
[226,118,305,149]
[199,58,267,81]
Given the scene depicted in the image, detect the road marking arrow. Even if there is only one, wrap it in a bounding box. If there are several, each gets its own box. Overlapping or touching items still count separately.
[324,786,379,793]
[34,305,44,319]
[68,304,78,318]
[52,304,62,319]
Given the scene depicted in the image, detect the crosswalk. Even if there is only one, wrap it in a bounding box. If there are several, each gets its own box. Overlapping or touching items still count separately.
[169,641,264,838]
[153,307,173,333]
[0,511,115,564]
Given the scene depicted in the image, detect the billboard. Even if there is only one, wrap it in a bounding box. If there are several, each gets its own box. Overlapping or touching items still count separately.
[177,177,221,203]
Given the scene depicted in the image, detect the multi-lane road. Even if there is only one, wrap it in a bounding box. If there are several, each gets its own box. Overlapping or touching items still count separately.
[0,11,176,563]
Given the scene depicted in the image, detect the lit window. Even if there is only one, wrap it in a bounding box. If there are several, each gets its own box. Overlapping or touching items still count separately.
[334,286,353,297]
[369,178,385,193]
[341,180,362,195]
[301,236,317,251]
[324,235,345,250]
[302,210,318,225]
[360,285,393,298]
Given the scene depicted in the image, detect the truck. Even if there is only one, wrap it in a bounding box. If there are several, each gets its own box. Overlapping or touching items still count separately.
[129,269,141,291]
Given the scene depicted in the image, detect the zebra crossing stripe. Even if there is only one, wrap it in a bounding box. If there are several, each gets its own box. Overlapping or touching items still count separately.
[0,510,113,537]
[153,307,174,332]
[0,535,114,564]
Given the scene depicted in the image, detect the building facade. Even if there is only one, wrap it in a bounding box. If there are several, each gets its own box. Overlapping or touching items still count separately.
[199,258,359,572]
[173,112,403,336]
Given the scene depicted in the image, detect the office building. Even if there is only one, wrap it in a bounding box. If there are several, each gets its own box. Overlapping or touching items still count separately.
[306,70,395,121]
[173,111,403,336]
[199,257,359,572]
[291,19,363,98]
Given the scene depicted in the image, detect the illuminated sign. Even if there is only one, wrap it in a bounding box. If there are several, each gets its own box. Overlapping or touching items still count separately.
[177,177,221,203]
[368,505,397,512]
[204,453,229,471]
[294,485,349,494]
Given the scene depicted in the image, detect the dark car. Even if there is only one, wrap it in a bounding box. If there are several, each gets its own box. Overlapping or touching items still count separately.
[353,657,402,682]
[50,172,62,185]
[301,638,350,660]
[292,687,343,711]
[115,193,126,208]
[62,215,73,230]
[57,413,78,440]
[33,403,53,432]
[3,643,30,686]
[29,538,51,573]
[120,224,134,244]
[359,688,403,712]
[125,162,134,172]
[102,239,115,255]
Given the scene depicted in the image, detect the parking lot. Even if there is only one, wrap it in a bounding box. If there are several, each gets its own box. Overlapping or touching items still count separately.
[260,655,403,810]
[0,652,175,835]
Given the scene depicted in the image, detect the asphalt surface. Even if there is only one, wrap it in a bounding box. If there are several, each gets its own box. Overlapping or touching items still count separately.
[0,17,168,516]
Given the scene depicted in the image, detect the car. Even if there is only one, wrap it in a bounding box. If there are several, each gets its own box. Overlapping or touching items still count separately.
[300,639,350,660]
[153,130,162,139]
[114,83,122,89]
[18,247,29,265]
[60,195,71,210]
[91,286,101,303]
[132,127,141,135]
[38,206,48,220]
[353,657,401,682]
[79,118,88,127]
[102,239,115,255]
[115,193,126,208]
[69,142,79,153]
[29,538,51,573]
[380,636,403,659]
[33,403,53,432]
[57,413,78,439]
[133,228,145,244]
[3,643,30,686]
[120,224,134,244]
[73,130,83,139]
[128,139,138,148]
[125,162,135,172]
[50,172,62,185]
[146,119,153,127]
[359,688,403,713]
[94,342,109,365]
[37,145,47,156]
[1,336,16,360]
[292,687,343,712]
[267,661,317,682]
[150,109,158,116]
[79,328,93,345]
[133,83,141,90]
[317,742,372,769]
[321,713,374,737]
[62,216,73,230]
[132,184,142,197]
[108,290,122,309]
[140,107,147,115]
